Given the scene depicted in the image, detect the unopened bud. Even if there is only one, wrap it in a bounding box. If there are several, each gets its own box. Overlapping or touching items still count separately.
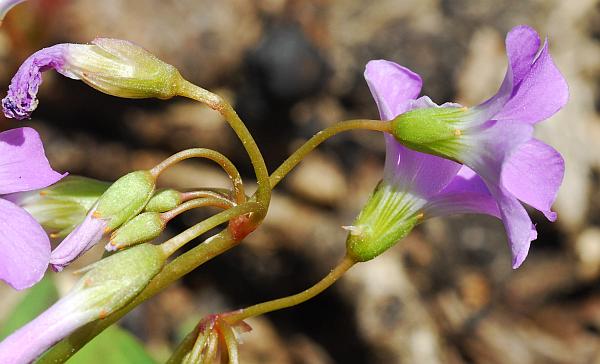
[144,188,182,213]
[95,170,156,230]
[107,212,165,251]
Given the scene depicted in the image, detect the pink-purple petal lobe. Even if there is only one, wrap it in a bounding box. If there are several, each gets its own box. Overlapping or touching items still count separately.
[495,40,569,124]
[501,139,564,221]
[0,197,49,290]
[492,186,538,269]
[49,207,107,272]
[365,61,461,197]
[424,166,500,218]
[505,25,541,85]
[364,59,422,120]
[0,127,66,194]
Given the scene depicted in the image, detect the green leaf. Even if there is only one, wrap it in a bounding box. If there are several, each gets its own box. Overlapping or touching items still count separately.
[68,325,156,364]
[0,276,58,340]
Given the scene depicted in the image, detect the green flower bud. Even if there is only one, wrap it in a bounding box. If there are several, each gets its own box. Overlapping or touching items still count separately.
[65,38,184,99]
[15,176,111,237]
[345,182,422,262]
[95,170,156,230]
[144,188,182,213]
[391,106,468,162]
[107,212,165,251]
[73,243,166,316]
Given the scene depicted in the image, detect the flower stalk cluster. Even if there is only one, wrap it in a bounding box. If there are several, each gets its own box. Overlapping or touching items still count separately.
[0,24,567,364]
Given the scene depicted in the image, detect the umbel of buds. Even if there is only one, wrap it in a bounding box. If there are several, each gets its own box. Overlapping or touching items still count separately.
[0,243,167,364]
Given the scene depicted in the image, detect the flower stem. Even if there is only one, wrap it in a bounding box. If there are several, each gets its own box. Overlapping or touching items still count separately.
[176,80,271,223]
[224,255,355,324]
[150,148,246,204]
[159,202,260,257]
[269,119,392,188]
[161,197,234,222]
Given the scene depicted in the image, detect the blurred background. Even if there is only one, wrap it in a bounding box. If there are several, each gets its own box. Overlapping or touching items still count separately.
[1,0,600,363]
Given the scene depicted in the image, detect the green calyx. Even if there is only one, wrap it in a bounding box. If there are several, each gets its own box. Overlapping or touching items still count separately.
[70,244,166,318]
[20,176,111,237]
[345,182,422,262]
[108,212,165,251]
[391,106,468,162]
[66,38,183,100]
[95,170,156,230]
[144,189,182,213]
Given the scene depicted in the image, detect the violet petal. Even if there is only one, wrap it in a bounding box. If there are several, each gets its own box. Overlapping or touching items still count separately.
[495,39,569,124]
[493,186,538,269]
[49,207,107,272]
[0,197,49,290]
[365,61,461,197]
[0,298,95,363]
[502,139,564,221]
[0,127,65,194]
[424,166,500,218]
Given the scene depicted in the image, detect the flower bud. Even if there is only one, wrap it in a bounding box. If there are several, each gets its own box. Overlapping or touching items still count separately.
[391,106,468,162]
[64,38,183,99]
[95,170,156,230]
[107,212,165,251]
[345,182,422,262]
[144,188,182,213]
[0,243,165,363]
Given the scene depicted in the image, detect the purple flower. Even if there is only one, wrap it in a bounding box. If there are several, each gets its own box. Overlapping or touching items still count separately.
[0,127,65,289]
[365,25,567,268]
[0,0,26,22]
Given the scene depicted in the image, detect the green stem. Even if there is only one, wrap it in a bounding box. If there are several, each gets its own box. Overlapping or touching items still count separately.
[150,148,246,204]
[224,255,355,324]
[269,119,391,188]
[176,80,271,222]
[161,197,234,223]
[160,202,257,257]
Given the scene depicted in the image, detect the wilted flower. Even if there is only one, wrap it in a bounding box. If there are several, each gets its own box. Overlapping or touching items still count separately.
[0,127,65,290]
[2,38,182,120]
[0,243,166,364]
[348,26,567,268]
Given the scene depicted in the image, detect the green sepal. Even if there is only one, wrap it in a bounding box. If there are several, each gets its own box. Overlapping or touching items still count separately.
[70,244,166,318]
[95,170,156,230]
[346,182,421,262]
[144,189,182,213]
[109,212,165,251]
[66,38,184,100]
[391,106,467,162]
[19,176,111,236]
